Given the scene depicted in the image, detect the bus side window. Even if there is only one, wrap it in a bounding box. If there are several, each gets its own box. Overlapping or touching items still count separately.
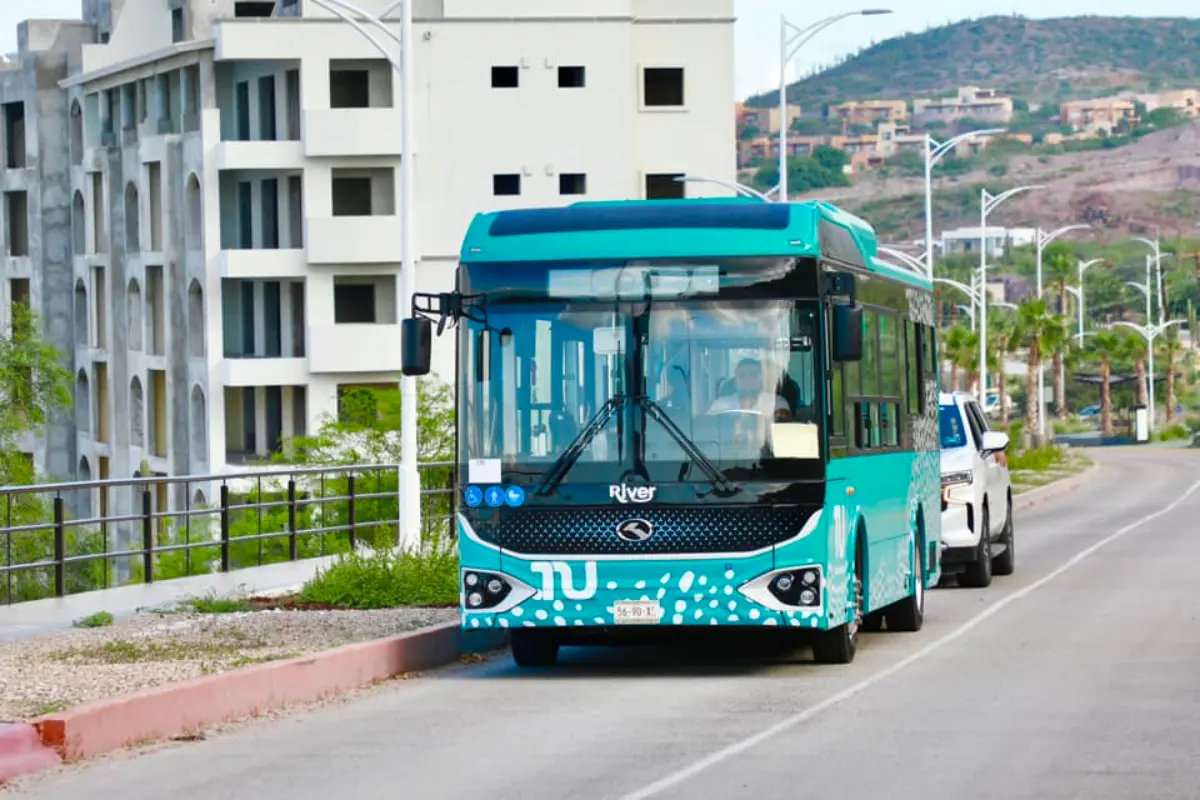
[854,400,872,449]
[905,320,920,415]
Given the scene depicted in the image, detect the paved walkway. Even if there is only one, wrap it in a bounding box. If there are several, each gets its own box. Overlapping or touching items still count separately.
[0,556,339,643]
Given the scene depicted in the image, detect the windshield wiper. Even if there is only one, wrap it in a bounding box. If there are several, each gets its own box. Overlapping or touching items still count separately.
[534,395,626,497]
[637,397,740,497]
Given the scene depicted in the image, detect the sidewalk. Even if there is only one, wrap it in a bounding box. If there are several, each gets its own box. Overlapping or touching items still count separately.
[0,556,339,644]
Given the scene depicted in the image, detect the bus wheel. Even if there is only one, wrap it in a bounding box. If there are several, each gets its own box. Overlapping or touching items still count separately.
[510,630,559,668]
[812,568,861,664]
[883,536,924,633]
[860,611,884,633]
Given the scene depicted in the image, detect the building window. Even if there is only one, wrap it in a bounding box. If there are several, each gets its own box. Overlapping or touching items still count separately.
[330,167,396,217]
[171,7,185,43]
[234,1,276,15]
[642,67,685,108]
[333,279,376,324]
[3,102,25,169]
[644,173,684,199]
[491,66,519,89]
[330,66,369,108]
[493,174,521,196]
[559,173,586,195]
[4,190,28,256]
[558,66,585,88]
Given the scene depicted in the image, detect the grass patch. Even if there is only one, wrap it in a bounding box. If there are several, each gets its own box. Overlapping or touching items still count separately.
[179,590,253,614]
[73,610,114,628]
[25,699,73,717]
[1008,444,1069,473]
[1152,423,1191,442]
[298,547,458,610]
[47,636,267,665]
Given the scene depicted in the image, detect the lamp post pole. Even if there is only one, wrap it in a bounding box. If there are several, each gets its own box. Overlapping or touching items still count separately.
[309,0,421,549]
[1075,258,1104,343]
[923,128,1004,280]
[1033,223,1090,439]
[978,184,1042,407]
[778,9,892,202]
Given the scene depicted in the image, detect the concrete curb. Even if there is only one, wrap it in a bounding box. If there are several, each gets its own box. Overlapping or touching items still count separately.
[30,620,505,764]
[1013,460,1101,513]
[0,723,61,784]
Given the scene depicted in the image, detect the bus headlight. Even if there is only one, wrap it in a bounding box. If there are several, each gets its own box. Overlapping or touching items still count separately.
[767,568,821,606]
[462,571,513,609]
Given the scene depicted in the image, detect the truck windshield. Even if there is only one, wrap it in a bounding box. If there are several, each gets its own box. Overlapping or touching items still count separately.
[458,290,823,488]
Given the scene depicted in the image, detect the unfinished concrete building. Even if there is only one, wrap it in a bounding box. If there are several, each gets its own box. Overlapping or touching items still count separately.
[5,0,737,519]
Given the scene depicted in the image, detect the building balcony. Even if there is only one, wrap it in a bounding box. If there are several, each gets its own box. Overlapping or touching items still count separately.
[307,324,402,374]
[303,109,402,158]
[214,139,305,172]
[220,356,308,387]
[220,248,307,279]
[305,216,402,264]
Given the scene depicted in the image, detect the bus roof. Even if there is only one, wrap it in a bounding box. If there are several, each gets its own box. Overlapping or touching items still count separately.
[458,197,930,289]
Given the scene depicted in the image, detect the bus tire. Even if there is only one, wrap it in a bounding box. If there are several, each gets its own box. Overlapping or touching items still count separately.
[958,504,993,588]
[812,550,862,664]
[883,534,924,633]
[992,496,1015,576]
[510,630,559,667]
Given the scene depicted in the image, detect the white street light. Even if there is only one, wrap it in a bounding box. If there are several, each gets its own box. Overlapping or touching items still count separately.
[673,175,772,201]
[1133,237,1171,327]
[923,128,1005,280]
[310,0,421,550]
[1064,284,1084,343]
[1113,319,1185,435]
[957,303,976,330]
[1033,223,1091,439]
[778,9,891,202]
[877,245,929,276]
[978,184,1042,408]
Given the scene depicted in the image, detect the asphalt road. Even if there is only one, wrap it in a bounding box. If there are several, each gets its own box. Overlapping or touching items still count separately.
[11,447,1200,800]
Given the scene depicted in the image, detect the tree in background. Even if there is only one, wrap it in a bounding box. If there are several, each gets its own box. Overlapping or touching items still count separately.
[988,309,1018,425]
[1160,328,1183,425]
[943,325,974,392]
[1122,332,1148,408]
[1087,330,1122,438]
[1013,299,1069,447]
[1042,242,1075,423]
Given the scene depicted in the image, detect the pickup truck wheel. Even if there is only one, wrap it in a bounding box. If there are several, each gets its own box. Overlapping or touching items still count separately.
[992,498,1015,576]
[958,505,993,588]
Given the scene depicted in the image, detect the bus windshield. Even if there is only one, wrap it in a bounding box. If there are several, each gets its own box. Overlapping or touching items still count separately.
[458,276,824,489]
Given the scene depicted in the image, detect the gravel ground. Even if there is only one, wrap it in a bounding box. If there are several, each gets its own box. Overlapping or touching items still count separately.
[0,606,459,722]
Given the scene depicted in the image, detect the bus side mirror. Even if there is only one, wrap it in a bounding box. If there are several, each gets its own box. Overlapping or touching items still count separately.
[401,317,432,376]
[832,303,863,362]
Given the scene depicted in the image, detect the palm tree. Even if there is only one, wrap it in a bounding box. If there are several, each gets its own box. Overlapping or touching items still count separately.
[1013,299,1069,447]
[1122,333,1148,408]
[1088,330,1122,438]
[989,309,1017,425]
[943,325,974,392]
[1161,329,1183,424]
[1043,245,1075,423]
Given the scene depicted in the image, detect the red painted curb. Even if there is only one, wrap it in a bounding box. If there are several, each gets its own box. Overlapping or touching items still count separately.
[32,621,461,762]
[0,723,61,784]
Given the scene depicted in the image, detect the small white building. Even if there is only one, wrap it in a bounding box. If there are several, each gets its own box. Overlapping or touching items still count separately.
[939,226,1036,258]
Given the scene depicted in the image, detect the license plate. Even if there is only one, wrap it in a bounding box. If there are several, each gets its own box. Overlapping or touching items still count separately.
[613,600,663,625]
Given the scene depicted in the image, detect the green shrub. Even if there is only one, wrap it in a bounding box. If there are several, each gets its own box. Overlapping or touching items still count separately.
[298,546,458,609]
[1009,444,1067,472]
[1153,423,1190,442]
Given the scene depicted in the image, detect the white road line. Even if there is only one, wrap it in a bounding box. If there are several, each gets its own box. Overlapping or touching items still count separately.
[617,479,1200,800]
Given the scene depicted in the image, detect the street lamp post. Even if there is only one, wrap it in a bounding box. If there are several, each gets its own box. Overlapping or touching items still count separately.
[877,245,930,277]
[1114,319,1185,435]
[1133,237,1170,326]
[309,0,421,550]
[1033,223,1090,439]
[1064,285,1084,343]
[673,174,771,201]
[778,9,891,201]
[923,129,1005,280]
[1125,273,1158,428]
[978,185,1042,407]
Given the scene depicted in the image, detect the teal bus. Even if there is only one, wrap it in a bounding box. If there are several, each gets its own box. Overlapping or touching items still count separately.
[401,197,941,667]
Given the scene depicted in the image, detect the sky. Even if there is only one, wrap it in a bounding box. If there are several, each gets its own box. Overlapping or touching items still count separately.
[0,0,1195,99]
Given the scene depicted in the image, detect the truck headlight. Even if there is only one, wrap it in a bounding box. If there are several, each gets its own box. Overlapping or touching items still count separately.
[940,470,973,487]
